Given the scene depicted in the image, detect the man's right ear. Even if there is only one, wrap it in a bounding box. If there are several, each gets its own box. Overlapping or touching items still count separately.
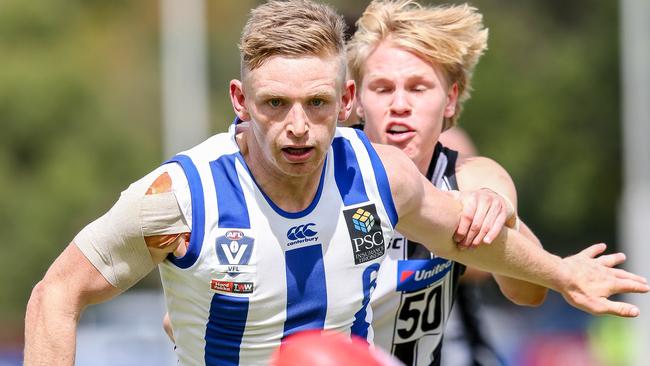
[230,79,250,121]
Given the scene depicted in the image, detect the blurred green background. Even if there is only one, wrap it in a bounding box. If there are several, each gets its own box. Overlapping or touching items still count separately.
[0,0,622,349]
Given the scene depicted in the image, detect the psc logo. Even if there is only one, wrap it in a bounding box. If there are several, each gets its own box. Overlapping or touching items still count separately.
[343,204,385,265]
[286,223,317,241]
[351,208,375,233]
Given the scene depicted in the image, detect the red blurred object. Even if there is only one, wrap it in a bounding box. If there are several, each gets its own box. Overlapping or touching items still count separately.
[270,330,389,366]
[519,333,598,366]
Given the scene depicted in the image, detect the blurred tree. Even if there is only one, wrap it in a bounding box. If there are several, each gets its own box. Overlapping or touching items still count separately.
[0,0,622,344]
[458,0,620,256]
[0,0,161,339]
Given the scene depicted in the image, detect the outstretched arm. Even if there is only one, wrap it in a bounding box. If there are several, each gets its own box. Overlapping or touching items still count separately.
[455,155,547,306]
[491,221,547,306]
[377,143,649,317]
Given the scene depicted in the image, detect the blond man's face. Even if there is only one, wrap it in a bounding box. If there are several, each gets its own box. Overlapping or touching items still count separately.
[357,42,457,174]
[234,54,353,179]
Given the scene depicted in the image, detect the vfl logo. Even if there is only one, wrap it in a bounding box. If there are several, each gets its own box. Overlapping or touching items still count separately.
[216,230,254,266]
[343,204,385,265]
[287,223,317,240]
[396,258,453,292]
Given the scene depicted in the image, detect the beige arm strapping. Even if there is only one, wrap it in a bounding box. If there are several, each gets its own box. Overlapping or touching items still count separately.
[74,168,190,290]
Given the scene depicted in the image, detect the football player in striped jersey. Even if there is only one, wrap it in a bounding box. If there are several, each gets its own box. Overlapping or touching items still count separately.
[347,1,640,365]
[25,1,648,365]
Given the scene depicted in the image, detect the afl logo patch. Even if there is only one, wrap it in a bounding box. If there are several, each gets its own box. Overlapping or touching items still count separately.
[225,230,244,241]
[216,231,254,266]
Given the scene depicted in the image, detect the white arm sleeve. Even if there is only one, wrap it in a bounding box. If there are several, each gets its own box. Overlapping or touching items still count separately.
[74,164,191,290]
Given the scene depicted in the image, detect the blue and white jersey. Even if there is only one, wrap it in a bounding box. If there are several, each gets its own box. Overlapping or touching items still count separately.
[158,124,397,366]
[370,143,465,366]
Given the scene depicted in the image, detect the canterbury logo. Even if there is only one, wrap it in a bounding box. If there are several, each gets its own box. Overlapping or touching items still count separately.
[287,223,317,241]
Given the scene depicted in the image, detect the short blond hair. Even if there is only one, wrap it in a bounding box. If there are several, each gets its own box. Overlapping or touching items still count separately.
[239,0,347,74]
[348,0,488,130]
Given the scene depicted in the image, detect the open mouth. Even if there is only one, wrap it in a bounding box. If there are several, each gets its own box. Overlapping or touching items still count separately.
[282,146,314,161]
[385,123,415,143]
[387,125,413,135]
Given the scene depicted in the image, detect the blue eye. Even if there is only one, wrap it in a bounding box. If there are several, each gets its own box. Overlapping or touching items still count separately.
[310,99,325,107]
[268,99,282,107]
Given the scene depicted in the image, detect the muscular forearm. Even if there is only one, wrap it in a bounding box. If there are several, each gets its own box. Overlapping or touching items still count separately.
[492,273,547,306]
[24,281,81,366]
[492,221,548,306]
[402,181,568,291]
[438,227,569,293]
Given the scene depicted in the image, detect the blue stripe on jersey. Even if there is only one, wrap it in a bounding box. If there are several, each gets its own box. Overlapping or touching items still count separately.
[354,130,398,228]
[332,136,369,206]
[283,244,328,337]
[210,154,250,228]
[351,263,380,341]
[234,153,327,219]
[164,155,205,269]
[206,153,251,365]
[204,293,250,366]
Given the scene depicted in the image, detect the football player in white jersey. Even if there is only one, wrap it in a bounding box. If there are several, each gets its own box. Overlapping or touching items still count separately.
[24,1,648,365]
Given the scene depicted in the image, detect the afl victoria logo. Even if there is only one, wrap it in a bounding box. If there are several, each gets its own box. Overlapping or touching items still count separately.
[216,230,254,266]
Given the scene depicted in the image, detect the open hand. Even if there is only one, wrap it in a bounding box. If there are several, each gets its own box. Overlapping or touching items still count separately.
[559,243,649,317]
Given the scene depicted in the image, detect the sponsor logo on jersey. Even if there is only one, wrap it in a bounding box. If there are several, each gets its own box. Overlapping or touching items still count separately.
[286,223,319,247]
[344,204,385,264]
[396,258,453,292]
[225,230,244,241]
[215,230,254,276]
[389,236,405,250]
[287,223,317,240]
[210,279,254,294]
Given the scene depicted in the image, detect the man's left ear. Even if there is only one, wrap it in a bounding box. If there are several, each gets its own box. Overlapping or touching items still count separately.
[338,79,356,122]
[444,83,459,118]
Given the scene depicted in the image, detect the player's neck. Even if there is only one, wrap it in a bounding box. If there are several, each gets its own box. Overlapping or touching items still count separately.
[241,137,325,213]
[415,155,430,176]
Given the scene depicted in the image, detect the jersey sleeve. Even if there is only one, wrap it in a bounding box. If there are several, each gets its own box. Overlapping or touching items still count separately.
[74,164,191,290]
